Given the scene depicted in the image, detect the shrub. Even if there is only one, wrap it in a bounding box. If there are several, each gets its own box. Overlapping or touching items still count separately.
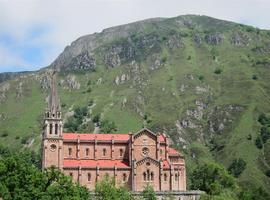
[246,26,255,32]
[1,131,9,137]
[214,68,222,74]
[238,186,270,200]
[86,88,92,93]
[265,170,270,177]
[228,158,247,178]
[88,99,94,107]
[161,55,167,63]
[252,75,258,80]
[141,184,157,200]
[255,137,263,149]
[258,113,270,126]
[247,134,252,140]
[0,145,10,156]
[92,114,100,123]
[21,135,31,145]
[260,126,270,143]
[95,174,133,200]
[198,75,204,81]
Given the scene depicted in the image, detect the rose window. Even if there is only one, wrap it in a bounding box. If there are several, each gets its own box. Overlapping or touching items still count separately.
[50,144,57,151]
[142,147,149,156]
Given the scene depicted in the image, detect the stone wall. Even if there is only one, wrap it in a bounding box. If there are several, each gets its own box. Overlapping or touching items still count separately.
[90,191,203,200]
[133,191,203,200]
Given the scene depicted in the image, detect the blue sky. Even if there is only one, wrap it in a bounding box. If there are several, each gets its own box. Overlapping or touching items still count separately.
[0,0,270,73]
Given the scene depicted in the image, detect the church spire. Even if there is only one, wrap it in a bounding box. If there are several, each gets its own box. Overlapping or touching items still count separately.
[48,70,60,115]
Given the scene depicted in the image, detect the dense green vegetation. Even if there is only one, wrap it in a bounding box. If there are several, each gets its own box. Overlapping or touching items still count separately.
[228,158,247,178]
[1,149,269,200]
[0,150,160,200]
[0,15,270,197]
[0,150,90,200]
[191,162,270,200]
[95,175,133,200]
[191,162,236,195]
[255,114,270,149]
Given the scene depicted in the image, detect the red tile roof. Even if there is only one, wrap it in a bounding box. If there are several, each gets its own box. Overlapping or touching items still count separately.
[159,134,166,142]
[63,159,130,168]
[63,133,167,142]
[168,148,181,156]
[63,133,130,141]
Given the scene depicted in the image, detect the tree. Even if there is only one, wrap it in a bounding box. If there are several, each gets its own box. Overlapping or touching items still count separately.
[190,162,236,195]
[228,158,247,178]
[92,114,100,124]
[74,106,88,120]
[0,154,90,200]
[258,113,270,126]
[238,186,270,200]
[64,116,80,132]
[260,126,270,143]
[95,174,133,200]
[100,119,117,133]
[255,137,263,149]
[141,184,156,200]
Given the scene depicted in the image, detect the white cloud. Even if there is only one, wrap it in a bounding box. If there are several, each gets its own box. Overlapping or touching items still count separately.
[0,45,30,71]
[0,0,269,72]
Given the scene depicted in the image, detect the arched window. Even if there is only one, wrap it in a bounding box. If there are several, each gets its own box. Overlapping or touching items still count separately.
[103,148,107,156]
[88,173,91,181]
[49,124,53,134]
[175,173,178,181]
[164,173,167,181]
[68,148,72,156]
[123,173,127,182]
[143,172,146,181]
[150,172,154,181]
[160,149,163,155]
[55,124,58,135]
[86,148,89,156]
[147,170,150,181]
[120,149,123,157]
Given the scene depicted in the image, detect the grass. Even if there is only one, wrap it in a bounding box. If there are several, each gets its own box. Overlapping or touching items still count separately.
[0,15,270,192]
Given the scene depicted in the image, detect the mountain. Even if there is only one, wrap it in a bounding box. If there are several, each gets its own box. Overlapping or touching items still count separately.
[0,14,270,191]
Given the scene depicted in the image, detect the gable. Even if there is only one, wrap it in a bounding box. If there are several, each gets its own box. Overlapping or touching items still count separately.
[133,128,157,145]
[136,157,160,167]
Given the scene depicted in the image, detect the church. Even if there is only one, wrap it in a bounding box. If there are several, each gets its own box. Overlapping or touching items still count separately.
[42,73,186,192]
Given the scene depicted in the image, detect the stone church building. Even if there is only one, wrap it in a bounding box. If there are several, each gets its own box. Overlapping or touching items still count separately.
[42,73,186,192]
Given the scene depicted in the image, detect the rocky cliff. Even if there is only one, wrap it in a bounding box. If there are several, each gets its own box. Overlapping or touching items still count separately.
[0,14,270,192]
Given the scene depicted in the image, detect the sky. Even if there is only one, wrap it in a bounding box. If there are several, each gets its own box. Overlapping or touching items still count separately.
[0,0,270,73]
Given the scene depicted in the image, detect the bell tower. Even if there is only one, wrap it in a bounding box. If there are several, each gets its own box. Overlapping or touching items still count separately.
[42,70,63,170]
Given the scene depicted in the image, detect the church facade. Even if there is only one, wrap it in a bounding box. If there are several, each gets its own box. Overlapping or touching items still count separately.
[42,73,186,192]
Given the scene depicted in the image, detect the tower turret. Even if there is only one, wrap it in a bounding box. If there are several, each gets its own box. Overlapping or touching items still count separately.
[43,71,62,138]
[42,71,63,170]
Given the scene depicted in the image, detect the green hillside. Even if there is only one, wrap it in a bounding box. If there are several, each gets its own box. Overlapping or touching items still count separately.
[0,15,270,192]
